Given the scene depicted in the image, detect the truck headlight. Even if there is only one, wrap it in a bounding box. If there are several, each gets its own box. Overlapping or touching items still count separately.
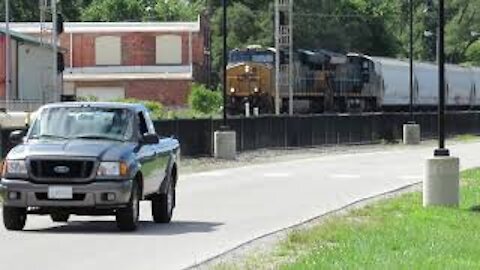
[97,162,128,177]
[3,160,28,177]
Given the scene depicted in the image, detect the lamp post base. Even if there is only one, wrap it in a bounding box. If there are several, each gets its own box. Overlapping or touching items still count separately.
[434,148,450,157]
[214,130,237,160]
[424,156,459,207]
[403,123,421,145]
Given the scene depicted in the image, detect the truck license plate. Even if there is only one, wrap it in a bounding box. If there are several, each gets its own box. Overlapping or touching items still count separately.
[48,186,73,200]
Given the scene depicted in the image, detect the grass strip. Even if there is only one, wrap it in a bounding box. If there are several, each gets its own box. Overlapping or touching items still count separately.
[215,169,480,270]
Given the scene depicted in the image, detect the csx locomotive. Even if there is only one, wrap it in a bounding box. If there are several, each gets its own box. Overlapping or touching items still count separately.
[226,46,383,114]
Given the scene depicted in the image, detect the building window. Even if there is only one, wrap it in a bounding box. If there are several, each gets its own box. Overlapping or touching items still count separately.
[95,36,121,65]
[156,35,182,65]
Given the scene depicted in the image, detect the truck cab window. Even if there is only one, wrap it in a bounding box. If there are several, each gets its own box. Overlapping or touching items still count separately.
[138,112,149,135]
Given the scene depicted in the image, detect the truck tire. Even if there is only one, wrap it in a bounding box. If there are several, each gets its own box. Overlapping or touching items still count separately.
[51,213,70,223]
[3,206,27,231]
[116,181,140,231]
[151,180,175,223]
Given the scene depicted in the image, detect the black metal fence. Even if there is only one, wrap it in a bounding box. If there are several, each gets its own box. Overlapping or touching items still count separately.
[2,112,480,158]
[153,112,480,157]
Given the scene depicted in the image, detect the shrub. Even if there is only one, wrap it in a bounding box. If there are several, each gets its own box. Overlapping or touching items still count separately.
[113,98,165,120]
[76,95,98,102]
[188,83,222,115]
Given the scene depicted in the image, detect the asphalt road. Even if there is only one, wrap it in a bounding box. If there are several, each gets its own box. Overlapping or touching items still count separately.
[1,142,480,270]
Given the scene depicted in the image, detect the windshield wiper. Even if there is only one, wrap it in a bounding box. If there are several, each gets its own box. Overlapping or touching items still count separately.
[32,134,69,140]
[74,135,125,142]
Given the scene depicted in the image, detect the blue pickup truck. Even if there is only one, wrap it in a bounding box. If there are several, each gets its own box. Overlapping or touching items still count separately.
[0,102,180,231]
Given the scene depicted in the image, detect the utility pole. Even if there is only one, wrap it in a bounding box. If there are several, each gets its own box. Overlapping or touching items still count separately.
[5,0,11,109]
[52,0,58,102]
[275,0,294,115]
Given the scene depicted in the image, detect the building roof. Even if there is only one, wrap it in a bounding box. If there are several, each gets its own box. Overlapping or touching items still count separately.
[63,72,193,81]
[0,28,57,49]
[0,19,201,34]
[63,66,193,81]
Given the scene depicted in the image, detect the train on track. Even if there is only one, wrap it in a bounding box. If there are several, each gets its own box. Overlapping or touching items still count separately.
[226,46,480,114]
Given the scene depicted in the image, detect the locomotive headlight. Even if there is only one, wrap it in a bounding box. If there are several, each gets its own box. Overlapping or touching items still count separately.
[254,87,259,93]
[245,65,251,73]
[230,87,236,93]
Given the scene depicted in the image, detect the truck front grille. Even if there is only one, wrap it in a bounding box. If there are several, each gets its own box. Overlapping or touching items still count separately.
[29,159,95,181]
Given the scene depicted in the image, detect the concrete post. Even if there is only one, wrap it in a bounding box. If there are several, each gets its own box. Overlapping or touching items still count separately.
[253,107,259,117]
[214,130,236,160]
[424,156,459,207]
[403,123,420,145]
[245,102,250,117]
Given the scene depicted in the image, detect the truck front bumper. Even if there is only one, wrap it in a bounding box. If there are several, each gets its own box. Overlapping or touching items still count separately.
[0,179,133,208]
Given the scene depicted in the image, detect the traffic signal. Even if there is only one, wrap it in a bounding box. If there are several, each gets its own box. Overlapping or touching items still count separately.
[279,11,287,26]
[57,52,65,73]
[56,13,64,35]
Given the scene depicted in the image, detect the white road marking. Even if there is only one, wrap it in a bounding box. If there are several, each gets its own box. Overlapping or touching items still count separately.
[331,174,361,179]
[195,171,228,177]
[263,172,291,178]
[398,175,422,180]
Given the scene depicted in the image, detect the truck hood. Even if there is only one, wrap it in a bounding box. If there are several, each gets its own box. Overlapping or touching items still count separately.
[7,139,136,161]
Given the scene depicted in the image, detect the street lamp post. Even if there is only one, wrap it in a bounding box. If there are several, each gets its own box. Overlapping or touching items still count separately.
[5,0,11,109]
[403,0,421,145]
[434,0,449,157]
[222,0,228,128]
[409,0,414,123]
[423,0,459,208]
[213,0,236,160]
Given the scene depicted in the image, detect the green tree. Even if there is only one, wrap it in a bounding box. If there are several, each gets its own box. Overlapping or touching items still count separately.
[81,0,145,22]
[466,41,480,66]
[211,2,273,71]
[154,0,205,22]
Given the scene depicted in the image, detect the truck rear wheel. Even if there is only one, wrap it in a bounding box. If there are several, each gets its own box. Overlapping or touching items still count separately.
[151,180,175,223]
[3,206,27,231]
[116,181,140,231]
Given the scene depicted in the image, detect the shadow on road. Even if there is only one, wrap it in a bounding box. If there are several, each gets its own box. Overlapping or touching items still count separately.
[23,220,224,235]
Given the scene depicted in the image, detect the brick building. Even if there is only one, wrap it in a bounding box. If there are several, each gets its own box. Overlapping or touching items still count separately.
[3,17,210,106]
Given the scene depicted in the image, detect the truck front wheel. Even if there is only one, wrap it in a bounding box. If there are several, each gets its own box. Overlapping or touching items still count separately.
[116,181,140,231]
[3,206,27,231]
[151,180,175,223]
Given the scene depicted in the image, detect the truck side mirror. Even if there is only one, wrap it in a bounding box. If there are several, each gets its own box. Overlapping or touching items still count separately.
[9,130,25,145]
[142,133,159,145]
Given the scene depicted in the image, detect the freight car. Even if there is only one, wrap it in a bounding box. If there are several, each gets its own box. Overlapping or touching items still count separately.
[375,57,480,111]
[226,47,383,114]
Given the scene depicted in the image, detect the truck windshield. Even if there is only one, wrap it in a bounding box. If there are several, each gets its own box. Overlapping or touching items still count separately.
[29,107,134,142]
